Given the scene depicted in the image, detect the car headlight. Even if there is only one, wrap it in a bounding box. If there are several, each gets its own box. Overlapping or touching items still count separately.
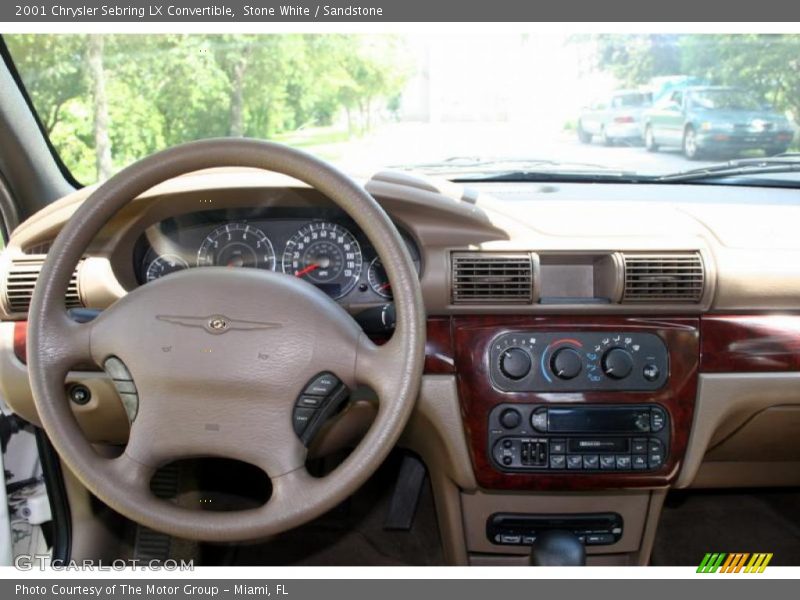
[701,121,732,132]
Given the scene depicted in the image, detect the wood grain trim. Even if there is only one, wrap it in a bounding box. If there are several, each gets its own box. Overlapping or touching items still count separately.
[701,314,800,373]
[452,315,700,491]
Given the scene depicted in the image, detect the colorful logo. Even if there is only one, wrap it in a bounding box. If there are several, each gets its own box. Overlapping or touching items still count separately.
[697,553,773,573]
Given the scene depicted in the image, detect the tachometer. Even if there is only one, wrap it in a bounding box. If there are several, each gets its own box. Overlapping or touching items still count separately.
[367,257,393,299]
[197,223,276,270]
[145,254,190,282]
[282,222,363,299]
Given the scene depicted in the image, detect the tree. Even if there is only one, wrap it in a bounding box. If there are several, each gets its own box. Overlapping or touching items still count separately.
[87,35,112,181]
[681,35,800,121]
[580,34,683,87]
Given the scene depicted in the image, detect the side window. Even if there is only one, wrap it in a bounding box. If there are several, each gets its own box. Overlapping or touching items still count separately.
[671,91,683,108]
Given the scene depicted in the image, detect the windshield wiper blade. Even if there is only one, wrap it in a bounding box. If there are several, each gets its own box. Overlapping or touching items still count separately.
[390,156,617,173]
[451,169,645,183]
[657,156,800,182]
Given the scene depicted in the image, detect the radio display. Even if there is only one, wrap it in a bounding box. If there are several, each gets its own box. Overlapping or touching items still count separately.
[547,407,649,433]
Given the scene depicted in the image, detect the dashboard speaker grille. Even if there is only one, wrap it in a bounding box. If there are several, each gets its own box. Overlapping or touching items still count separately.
[622,252,705,303]
[4,256,83,315]
[451,252,533,304]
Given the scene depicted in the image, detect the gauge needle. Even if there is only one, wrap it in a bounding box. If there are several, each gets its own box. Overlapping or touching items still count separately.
[379,282,392,291]
[294,263,319,277]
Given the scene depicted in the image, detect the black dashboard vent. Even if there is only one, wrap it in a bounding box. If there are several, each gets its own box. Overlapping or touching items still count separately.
[4,256,83,315]
[622,252,705,303]
[451,252,533,304]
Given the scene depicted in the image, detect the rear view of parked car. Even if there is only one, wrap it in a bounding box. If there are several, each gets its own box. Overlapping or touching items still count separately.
[643,86,795,159]
[577,90,652,146]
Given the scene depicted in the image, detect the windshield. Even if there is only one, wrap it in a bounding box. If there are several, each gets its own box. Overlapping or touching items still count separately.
[690,89,766,111]
[4,33,799,184]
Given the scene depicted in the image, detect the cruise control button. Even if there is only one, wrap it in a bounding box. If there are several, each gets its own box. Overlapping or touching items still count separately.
[600,455,616,470]
[550,454,566,469]
[615,455,632,470]
[299,395,325,408]
[292,407,316,435]
[304,373,339,396]
[567,455,583,470]
[583,455,599,469]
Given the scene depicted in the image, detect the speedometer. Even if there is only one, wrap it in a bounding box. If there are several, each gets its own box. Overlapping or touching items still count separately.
[197,223,276,270]
[282,222,363,299]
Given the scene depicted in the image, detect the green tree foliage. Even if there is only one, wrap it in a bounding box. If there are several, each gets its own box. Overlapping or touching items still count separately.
[583,34,799,123]
[589,34,682,87]
[4,34,410,183]
[681,35,800,121]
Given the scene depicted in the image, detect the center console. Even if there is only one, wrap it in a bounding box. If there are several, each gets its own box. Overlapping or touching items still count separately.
[452,316,699,491]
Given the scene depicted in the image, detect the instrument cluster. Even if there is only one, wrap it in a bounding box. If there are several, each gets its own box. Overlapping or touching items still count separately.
[133,208,421,305]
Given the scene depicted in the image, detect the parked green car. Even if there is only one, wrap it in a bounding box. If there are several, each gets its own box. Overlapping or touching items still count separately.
[643,86,795,159]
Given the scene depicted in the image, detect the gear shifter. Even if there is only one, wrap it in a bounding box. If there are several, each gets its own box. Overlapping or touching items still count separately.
[529,530,586,566]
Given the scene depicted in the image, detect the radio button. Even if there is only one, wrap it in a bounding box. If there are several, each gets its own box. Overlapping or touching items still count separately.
[600,455,616,470]
[615,455,632,470]
[499,408,522,429]
[649,452,664,469]
[550,454,566,469]
[567,455,583,470]
[583,455,599,469]
[651,408,666,432]
[549,439,566,454]
[632,438,648,454]
[643,363,660,382]
[531,408,548,432]
[632,455,648,470]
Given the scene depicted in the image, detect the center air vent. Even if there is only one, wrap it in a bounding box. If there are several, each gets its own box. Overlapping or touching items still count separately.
[3,256,83,315]
[622,252,705,303]
[451,252,533,304]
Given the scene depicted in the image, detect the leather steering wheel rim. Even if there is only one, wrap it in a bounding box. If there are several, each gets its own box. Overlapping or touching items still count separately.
[27,138,426,542]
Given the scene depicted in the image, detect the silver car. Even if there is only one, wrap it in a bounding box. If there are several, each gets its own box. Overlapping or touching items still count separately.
[577,90,653,146]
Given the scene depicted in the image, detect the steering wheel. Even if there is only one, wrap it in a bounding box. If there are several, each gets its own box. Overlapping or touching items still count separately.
[27,139,425,542]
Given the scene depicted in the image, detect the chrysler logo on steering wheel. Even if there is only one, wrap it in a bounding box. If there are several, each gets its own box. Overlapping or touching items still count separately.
[156,314,283,335]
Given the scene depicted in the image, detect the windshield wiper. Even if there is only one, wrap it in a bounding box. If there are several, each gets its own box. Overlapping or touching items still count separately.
[656,156,800,182]
[391,156,643,182]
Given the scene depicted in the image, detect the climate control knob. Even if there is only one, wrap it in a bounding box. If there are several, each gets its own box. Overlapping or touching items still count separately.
[601,348,634,380]
[550,347,582,380]
[499,347,532,380]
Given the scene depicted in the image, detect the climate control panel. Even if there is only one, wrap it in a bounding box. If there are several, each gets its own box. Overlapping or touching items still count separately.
[489,331,668,392]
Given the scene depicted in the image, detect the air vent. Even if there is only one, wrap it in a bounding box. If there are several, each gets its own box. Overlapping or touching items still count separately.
[4,256,83,315]
[622,252,705,303]
[452,252,533,304]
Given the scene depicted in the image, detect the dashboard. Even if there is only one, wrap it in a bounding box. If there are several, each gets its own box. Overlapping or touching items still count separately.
[132,207,421,305]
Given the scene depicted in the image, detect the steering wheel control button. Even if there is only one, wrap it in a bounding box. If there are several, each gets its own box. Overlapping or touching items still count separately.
[601,348,634,379]
[292,407,316,435]
[298,395,324,408]
[103,356,139,422]
[551,348,582,380]
[303,372,340,396]
[68,384,91,405]
[499,348,532,380]
[499,408,522,429]
[293,372,351,445]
